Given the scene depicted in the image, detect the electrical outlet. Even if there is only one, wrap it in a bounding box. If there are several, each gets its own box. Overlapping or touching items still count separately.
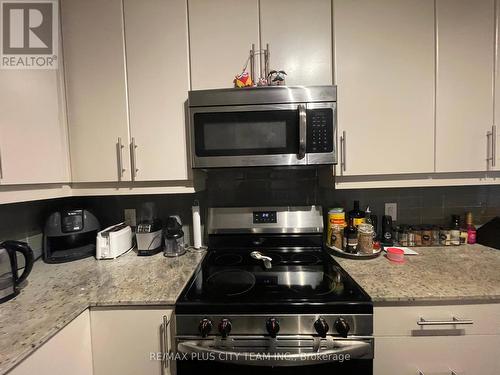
[384,203,398,221]
[124,209,137,227]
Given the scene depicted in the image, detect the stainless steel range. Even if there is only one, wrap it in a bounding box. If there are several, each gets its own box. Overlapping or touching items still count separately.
[175,206,373,374]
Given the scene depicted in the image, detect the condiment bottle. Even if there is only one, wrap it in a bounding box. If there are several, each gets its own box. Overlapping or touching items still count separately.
[349,200,365,227]
[466,212,477,244]
[343,217,358,254]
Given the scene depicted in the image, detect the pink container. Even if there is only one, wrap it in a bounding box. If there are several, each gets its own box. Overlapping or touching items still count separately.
[386,247,405,263]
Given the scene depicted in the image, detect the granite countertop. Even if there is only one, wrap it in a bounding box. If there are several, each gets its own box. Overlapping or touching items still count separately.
[333,244,500,304]
[0,250,204,375]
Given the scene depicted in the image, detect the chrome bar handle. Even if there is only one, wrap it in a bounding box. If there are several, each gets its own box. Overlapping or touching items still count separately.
[493,125,497,167]
[130,137,138,180]
[417,317,473,326]
[418,371,459,375]
[250,44,255,84]
[117,137,125,180]
[340,131,347,172]
[162,315,170,371]
[265,43,270,79]
[298,104,307,160]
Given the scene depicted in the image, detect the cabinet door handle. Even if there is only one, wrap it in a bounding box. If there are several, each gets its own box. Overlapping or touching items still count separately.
[418,371,459,375]
[130,137,138,180]
[0,147,3,179]
[340,131,347,172]
[492,125,497,167]
[161,315,171,372]
[117,137,125,180]
[417,317,473,326]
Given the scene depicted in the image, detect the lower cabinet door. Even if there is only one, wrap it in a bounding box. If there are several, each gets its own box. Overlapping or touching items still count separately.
[374,335,500,375]
[91,307,173,375]
[9,310,93,375]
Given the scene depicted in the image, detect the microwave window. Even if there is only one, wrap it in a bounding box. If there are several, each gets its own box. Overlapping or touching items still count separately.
[204,121,287,150]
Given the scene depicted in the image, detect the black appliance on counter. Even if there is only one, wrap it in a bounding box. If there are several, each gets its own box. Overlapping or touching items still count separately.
[477,217,500,250]
[0,241,34,303]
[175,206,373,374]
[43,209,100,263]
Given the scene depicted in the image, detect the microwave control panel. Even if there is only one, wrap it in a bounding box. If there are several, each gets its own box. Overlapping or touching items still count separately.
[307,109,333,153]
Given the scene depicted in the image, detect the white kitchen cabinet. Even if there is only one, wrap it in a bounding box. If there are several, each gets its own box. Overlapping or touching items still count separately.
[333,0,435,176]
[374,304,500,375]
[9,310,93,375]
[259,0,332,86]
[0,69,70,185]
[123,0,190,181]
[188,0,260,90]
[61,0,131,183]
[375,335,500,375]
[435,0,495,173]
[91,307,173,375]
[494,0,500,171]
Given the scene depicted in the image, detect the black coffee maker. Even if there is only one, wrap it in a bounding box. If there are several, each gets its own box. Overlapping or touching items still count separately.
[0,241,34,303]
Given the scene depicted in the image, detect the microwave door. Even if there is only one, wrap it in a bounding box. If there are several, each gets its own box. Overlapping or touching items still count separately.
[190,104,308,168]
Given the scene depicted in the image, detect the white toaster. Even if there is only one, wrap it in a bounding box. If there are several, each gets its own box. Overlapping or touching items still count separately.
[96,223,133,259]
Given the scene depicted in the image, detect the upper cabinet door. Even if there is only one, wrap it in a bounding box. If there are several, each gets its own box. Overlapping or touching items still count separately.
[188,0,260,90]
[123,0,190,181]
[435,0,495,173]
[260,0,332,86]
[0,69,70,185]
[495,0,500,171]
[61,0,131,182]
[334,0,435,176]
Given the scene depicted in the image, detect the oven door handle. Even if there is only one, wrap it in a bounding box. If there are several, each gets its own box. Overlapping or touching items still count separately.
[177,339,372,366]
[298,104,307,160]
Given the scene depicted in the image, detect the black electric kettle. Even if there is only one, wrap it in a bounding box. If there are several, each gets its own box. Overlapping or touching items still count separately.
[0,240,34,303]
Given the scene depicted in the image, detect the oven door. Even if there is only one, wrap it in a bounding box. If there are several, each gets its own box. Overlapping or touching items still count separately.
[175,337,373,374]
[190,104,308,168]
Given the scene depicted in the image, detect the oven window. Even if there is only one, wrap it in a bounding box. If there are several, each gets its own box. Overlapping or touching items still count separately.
[194,110,299,156]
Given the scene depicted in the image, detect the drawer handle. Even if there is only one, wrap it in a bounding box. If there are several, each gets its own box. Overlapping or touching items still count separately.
[417,317,473,326]
[418,371,459,375]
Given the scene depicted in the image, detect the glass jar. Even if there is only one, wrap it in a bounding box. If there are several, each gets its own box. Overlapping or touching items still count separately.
[413,226,422,247]
[398,225,408,246]
[431,226,440,246]
[407,226,416,247]
[440,227,451,246]
[329,224,344,249]
[450,228,461,246]
[421,226,433,246]
[357,224,374,254]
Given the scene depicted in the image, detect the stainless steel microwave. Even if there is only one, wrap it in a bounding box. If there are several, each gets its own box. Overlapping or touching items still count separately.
[188,85,337,168]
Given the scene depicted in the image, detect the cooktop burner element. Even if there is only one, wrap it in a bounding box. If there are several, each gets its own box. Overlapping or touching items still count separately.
[206,269,256,296]
[214,253,243,266]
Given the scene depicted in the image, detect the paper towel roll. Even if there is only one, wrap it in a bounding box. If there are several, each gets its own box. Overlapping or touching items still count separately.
[192,203,202,249]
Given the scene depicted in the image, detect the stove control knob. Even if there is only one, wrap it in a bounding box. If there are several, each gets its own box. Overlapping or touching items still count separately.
[334,317,350,338]
[218,319,232,338]
[266,318,280,338]
[314,318,329,338]
[199,318,213,338]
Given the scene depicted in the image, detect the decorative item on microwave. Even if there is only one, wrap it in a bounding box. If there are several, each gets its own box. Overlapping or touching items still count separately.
[234,71,253,88]
[268,70,287,86]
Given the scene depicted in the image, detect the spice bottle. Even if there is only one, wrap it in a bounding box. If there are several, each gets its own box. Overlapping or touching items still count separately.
[330,224,344,249]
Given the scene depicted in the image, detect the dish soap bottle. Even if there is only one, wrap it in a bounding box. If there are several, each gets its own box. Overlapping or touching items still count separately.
[466,212,477,244]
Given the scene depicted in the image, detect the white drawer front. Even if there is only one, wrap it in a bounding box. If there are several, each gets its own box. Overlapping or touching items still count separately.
[374,335,500,375]
[374,304,500,337]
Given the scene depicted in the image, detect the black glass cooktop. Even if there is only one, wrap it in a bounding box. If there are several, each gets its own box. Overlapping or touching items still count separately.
[176,248,372,314]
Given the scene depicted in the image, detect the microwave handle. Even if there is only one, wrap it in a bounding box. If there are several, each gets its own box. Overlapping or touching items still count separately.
[298,104,307,160]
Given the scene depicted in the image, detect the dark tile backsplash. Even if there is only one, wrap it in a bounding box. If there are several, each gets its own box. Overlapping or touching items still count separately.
[1,168,500,242]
